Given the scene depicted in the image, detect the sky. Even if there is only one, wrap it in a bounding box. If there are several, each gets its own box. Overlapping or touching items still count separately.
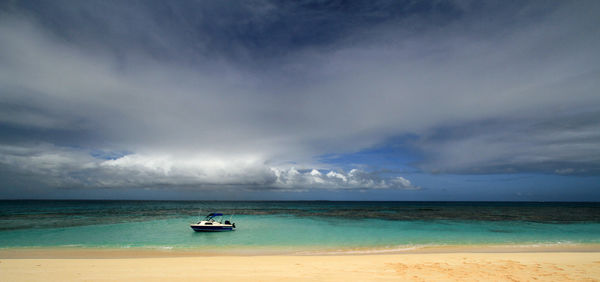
[0,0,599,201]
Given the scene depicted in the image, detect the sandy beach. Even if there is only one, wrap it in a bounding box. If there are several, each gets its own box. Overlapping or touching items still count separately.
[2,249,600,281]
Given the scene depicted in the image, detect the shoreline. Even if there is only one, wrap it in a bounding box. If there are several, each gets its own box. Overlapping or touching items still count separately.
[3,243,600,258]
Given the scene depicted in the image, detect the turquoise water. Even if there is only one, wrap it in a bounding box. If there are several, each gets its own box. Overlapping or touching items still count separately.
[1,201,599,253]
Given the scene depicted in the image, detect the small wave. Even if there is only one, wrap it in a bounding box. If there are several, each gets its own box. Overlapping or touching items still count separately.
[295,245,421,255]
[506,241,578,248]
[489,229,513,233]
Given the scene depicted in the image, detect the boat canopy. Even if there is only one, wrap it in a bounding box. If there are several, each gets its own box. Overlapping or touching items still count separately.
[208,213,223,217]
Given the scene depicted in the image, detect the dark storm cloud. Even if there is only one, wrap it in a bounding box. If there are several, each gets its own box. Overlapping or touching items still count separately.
[414,109,600,175]
[0,0,599,195]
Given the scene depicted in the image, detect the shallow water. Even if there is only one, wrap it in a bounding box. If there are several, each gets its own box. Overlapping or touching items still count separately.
[1,201,599,252]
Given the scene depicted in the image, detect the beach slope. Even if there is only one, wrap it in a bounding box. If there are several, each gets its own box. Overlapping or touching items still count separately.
[1,252,600,281]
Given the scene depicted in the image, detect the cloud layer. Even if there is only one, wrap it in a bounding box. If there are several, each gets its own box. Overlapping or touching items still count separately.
[0,1,599,196]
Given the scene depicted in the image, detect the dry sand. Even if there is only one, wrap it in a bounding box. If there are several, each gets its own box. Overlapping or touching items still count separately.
[1,250,600,281]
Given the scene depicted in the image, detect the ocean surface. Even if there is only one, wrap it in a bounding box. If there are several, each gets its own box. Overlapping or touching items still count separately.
[1,201,599,253]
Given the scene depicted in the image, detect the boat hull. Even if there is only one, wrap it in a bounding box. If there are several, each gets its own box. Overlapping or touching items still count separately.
[190,225,234,232]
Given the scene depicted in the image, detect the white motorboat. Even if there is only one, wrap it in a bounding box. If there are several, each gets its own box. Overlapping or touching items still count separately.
[190,213,236,232]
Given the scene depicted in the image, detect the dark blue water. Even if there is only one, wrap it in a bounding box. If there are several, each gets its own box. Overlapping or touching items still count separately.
[1,201,599,252]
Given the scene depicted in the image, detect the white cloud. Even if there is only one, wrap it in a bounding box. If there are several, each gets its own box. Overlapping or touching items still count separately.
[271,167,417,189]
[0,144,417,190]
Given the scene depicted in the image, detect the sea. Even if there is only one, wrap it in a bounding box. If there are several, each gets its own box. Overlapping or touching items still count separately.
[1,201,599,254]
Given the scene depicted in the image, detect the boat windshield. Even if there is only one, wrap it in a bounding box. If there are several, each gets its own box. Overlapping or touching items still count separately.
[203,213,224,222]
